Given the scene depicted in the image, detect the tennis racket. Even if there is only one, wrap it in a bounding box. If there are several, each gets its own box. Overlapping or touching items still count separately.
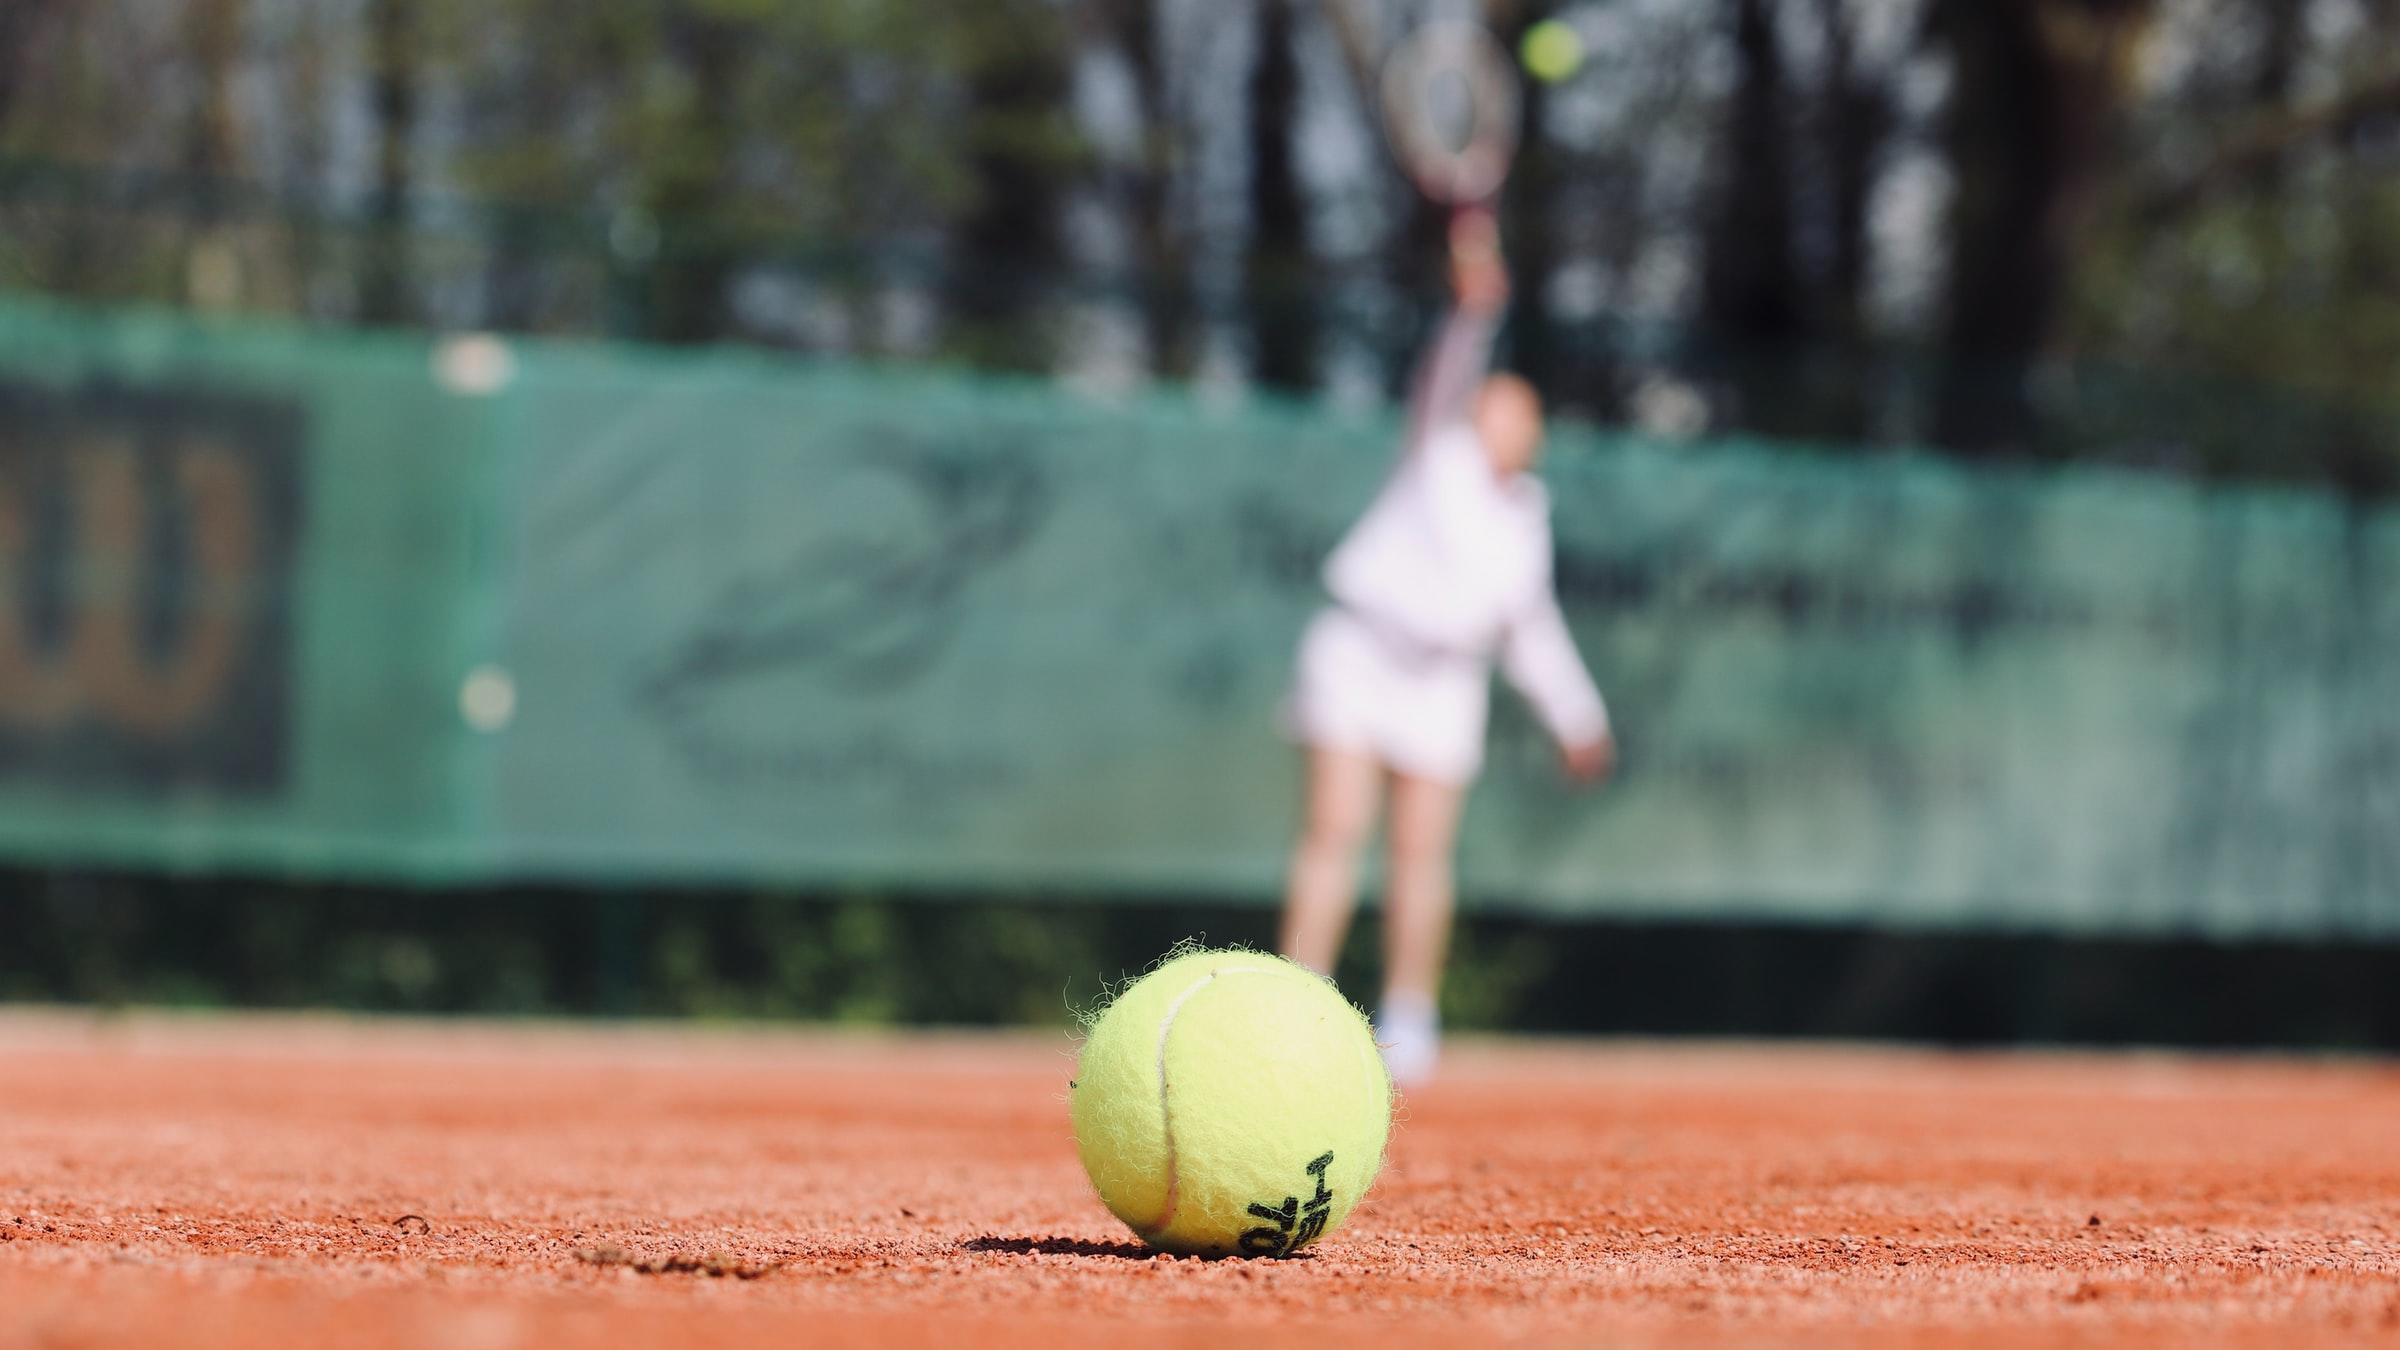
[1375,18,1521,212]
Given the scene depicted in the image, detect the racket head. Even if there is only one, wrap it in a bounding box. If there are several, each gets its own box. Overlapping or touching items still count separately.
[1378,20,1522,207]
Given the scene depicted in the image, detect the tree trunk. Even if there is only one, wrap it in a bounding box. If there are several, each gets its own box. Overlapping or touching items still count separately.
[285,1,332,319]
[1700,0,1804,433]
[1932,0,2152,456]
[1244,0,1316,391]
[0,0,68,127]
[360,0,418,325]
[643,6,745,344]
[179,0,247,310]
[945,3,1074,371]
[479,0,575,334]
[2252,0,2301,104]
[1810,0,1890,439]
[1702,0,1801,343]
[1100,0,1193,378]
[1816,0,1886,343]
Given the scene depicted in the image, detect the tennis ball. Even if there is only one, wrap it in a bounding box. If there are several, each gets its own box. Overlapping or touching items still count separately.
[1520,19,1584,84]
[1071,948,1392,1257]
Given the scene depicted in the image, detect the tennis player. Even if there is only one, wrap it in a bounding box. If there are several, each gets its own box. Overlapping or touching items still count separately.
[1278,208,1614,1086]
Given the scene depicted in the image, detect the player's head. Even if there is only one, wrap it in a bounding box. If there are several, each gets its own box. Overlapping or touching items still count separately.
[1476,372,1544,477]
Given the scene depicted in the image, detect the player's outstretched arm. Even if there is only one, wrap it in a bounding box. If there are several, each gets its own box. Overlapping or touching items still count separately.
[1558,732,1617,786]
[1501,587,1614,787]
[1402,210,1509,452]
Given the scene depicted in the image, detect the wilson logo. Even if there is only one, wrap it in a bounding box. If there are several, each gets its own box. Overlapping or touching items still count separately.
[0,382,300,793]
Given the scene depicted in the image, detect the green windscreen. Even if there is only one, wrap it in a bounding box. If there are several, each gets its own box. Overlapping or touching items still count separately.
[2,296,2393,939]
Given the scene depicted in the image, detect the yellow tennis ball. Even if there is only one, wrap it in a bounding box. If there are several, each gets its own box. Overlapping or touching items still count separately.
[1071,948,1392,1257]
[1520,19,1584,84]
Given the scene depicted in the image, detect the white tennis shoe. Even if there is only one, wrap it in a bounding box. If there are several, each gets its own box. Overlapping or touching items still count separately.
[1374,993,1440,1088]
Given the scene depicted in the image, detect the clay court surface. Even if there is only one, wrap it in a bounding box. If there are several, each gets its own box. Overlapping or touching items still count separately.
[1,1011,2396,1349]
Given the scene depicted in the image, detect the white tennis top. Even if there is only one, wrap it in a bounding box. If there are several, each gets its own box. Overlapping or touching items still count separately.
[1321,307,1610,746]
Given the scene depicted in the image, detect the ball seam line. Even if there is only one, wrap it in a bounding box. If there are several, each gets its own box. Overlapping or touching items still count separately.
[1136,964,1279,1242]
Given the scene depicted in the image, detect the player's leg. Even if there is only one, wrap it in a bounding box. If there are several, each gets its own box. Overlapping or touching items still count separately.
[1279,744,1384,975]
[1377,768,1468,1085]
[1383,768,1466,1001]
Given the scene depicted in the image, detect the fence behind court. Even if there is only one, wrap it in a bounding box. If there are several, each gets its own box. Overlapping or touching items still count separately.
[2,297,2393,939]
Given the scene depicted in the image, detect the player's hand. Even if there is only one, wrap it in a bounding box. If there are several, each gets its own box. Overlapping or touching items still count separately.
[1560,734,1615,787]
[1449,207,1509,313]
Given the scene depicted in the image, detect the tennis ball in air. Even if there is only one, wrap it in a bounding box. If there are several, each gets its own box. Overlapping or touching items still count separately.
[1520,19,1584,84]
[1071,948,1392,1257]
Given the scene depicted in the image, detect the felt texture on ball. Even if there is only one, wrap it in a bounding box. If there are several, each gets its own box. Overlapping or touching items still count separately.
[1071,948,1393,1257]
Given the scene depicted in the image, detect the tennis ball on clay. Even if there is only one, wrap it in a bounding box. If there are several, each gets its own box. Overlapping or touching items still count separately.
[1071,948,1392,1257]
[1520,19,1585,84]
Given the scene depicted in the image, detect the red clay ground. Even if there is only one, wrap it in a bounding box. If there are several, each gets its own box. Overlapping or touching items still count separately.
[1,1010,2396,1349]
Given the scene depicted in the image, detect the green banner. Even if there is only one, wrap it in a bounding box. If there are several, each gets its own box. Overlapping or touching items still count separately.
[1,297,2394,939]
[0,299,491,876]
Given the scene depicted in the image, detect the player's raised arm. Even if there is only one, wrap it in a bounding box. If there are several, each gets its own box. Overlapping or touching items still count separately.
[1402,209,1509,453]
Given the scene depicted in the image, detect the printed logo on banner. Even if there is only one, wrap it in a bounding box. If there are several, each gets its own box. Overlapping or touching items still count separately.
[0,381,302,795]
[632,437,1046,795]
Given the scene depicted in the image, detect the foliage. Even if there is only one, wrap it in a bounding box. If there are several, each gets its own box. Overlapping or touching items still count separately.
[4,1,2400,483]
[4,873,2397,1047]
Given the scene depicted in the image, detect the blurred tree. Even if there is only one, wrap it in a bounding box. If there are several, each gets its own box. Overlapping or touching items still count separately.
[1702,0,1803,355]
[180,0,247,310]
[181,0,246,189]
[944,0,1080,371]
[1693,0,1897,440]
[1245,0,1317,389]
[1804,0,1893,439]
[2070,4,2400,490]
[445,0,1051,347]
[1932,0,2155,455]
[2251,0,2302,115]
[0,0,69,127]
[8,0,2400,493]
[1092,0,1195,377]
[1699,0,1805,435]
[281,0,335,320]
[1813,0,1889,349]
[458,0,586,332]
[359,0,419,325]
[642,2,748,343]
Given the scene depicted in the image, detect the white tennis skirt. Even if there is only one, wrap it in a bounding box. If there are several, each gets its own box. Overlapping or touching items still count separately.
[1281,605,1491,786]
